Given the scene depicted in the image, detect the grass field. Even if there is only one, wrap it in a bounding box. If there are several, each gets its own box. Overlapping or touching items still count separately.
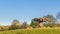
[0,28,60,34]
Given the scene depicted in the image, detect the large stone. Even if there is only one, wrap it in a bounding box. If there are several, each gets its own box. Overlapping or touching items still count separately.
[39,23,43,27]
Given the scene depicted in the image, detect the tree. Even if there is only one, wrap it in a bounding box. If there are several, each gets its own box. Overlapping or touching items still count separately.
[43,14,57,27]
[30,18,39,28]
[56,12,60,20]
[21,21,28,29]
[11,19,21,29]
[56,12,60,23]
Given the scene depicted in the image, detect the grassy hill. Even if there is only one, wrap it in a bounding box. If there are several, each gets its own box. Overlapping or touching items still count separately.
[0,28,60,34]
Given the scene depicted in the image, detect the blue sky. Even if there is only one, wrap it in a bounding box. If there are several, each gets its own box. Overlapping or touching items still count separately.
[0,0,60,25]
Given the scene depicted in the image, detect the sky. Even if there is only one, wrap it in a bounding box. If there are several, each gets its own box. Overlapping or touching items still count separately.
[0,0,60,25]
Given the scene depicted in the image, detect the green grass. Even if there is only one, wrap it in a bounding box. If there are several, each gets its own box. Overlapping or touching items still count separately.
[0,28,60,34]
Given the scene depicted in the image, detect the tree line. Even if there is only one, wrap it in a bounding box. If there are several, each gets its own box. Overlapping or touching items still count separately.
[0,12,60,31]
